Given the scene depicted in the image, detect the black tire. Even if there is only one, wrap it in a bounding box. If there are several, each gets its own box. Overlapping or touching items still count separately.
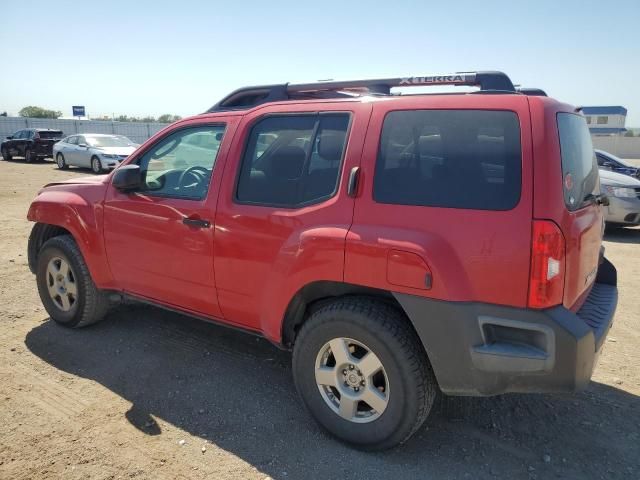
[56,153,68,169]
[1,146,10,161]
[91,156,102,174]
[24,147,34,163]
[36,235,109,328]
[292,297,437,450]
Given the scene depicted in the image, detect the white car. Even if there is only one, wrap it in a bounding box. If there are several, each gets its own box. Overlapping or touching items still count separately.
[54,134,138,173]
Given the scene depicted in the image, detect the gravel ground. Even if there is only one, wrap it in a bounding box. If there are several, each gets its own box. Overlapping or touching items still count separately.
[0,159,639,480]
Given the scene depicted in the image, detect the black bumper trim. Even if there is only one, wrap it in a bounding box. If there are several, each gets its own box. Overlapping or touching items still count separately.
[393,258,618,396]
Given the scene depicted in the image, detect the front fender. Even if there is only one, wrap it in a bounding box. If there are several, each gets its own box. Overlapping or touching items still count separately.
[27,190,114,288]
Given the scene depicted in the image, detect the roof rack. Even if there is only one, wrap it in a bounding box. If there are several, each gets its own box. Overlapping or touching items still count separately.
[516,87,547,96]
[207,71,517,112]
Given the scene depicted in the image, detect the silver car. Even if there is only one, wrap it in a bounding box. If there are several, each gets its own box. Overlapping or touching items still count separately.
[599,168,640,227]
[54,134,138,173]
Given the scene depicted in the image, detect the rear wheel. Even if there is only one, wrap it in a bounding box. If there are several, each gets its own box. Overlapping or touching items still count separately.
[24,147,34,163]
[1,146,10,161]
[36,235,109,328]
[91,156,102,174]
[56,153,68,169]
[292,297,437,450]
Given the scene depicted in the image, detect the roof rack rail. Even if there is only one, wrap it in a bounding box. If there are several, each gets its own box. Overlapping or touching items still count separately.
[207,71,516,112]
[516,87,547,96]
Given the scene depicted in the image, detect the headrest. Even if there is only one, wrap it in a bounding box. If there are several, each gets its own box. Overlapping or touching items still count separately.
[318,132,346,162]
[271,146,306,179]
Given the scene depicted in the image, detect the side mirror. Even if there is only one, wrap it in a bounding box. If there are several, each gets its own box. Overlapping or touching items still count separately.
[602,162,614,171]
[6,136,13,139]
[112,165,141,191]
[78,143,88,148]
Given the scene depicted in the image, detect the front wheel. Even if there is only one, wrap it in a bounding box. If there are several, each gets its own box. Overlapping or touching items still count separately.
[56,153,68,169]
[1,146,10,161]
[292,297,437,450]
[91,156,102,174]
[36,235,109,328]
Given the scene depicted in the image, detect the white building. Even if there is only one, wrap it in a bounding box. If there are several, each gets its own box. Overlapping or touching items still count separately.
[581,106,627,135]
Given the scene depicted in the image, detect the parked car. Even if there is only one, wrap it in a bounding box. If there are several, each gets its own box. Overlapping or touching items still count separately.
[54,134,138,173]
[1,128,64,162]
[26,71,617,450]
[596,149,640,178]
[599,167,640,227]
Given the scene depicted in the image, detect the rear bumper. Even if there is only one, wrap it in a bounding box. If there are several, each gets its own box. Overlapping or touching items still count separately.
[394,258,618,396]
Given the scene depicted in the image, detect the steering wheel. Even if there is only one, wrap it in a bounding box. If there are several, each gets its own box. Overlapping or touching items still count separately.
[178,166,209,190]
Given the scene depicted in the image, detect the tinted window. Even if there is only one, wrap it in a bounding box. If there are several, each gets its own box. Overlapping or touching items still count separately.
[14,130,24,139]
[26,130,35,139]
[557,113,599,211]
[39,130,63,139]
[374,110,522,210]
[136,125,225,200]
[236,114,349,207]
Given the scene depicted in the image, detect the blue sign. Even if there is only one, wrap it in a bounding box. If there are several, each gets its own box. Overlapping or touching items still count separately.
[72,106,85,117]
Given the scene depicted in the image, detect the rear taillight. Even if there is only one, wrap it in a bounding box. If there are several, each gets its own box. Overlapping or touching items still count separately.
[528,220,565,309]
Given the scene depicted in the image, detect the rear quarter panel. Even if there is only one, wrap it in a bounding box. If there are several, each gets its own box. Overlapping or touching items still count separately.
[346,95,534,307]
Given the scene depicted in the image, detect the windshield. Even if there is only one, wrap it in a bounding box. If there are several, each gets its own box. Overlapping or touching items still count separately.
[87,135,135,147]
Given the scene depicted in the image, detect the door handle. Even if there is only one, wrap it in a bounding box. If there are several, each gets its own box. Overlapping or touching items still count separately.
[182,217,211,228]
[347,166,360,198]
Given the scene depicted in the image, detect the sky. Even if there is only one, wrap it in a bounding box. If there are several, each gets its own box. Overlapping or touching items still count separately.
[1,0,639,124]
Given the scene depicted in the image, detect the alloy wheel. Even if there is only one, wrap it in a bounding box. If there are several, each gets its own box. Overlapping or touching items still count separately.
[314,337,389,423]
[46,256,78,312]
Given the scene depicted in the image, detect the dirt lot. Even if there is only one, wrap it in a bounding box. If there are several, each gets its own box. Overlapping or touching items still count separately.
[0,159,638,480]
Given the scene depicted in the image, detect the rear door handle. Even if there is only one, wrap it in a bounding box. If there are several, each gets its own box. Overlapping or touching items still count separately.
[182,217,211,228]
[347,166,360,198]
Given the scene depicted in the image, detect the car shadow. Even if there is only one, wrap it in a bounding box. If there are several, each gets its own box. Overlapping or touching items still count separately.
[25,306,639,480]
[604,226,640,244]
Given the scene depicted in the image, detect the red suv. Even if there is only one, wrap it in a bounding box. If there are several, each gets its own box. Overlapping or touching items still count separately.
[27,72,617,450]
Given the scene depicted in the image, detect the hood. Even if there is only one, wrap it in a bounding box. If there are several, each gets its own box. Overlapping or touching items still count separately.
[599,168,640,187]
[42,174,110,189]
[93,146,137,156]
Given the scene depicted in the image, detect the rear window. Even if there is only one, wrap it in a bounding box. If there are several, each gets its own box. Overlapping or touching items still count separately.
[38,131,63,139]
[373,110,522,210]
[557,113,599,211]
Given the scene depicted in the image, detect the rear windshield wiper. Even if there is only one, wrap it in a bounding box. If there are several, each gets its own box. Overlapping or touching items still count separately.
[584,193,610,207]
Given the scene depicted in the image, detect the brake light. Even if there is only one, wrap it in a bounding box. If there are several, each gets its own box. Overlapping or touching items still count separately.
[528,220,565,309]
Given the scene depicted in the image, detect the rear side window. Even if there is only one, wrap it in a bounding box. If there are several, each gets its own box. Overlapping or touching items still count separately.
[374,110,522,210]
[236,113,349,207]
[557,113,599,211]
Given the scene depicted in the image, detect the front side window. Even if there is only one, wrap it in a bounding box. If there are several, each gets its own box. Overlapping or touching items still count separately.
[13,130,24,139]
[67,136,78,145]
[557,113,599,211]
[374,110,522,210]
[236,113,349,207]
[136,125,225,200]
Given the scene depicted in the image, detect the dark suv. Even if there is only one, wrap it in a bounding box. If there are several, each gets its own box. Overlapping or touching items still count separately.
[26,71,617,450]
[1,128,64,162]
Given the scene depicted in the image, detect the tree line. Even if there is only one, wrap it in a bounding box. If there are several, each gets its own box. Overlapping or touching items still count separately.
[13,106,182,124]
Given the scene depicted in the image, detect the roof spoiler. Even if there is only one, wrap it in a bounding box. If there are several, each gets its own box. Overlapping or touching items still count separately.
[207,71,517,112]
